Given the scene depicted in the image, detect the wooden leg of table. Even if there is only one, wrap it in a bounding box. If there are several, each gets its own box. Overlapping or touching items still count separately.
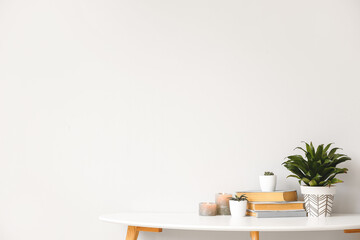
[250,231,259,240]
[125,226,162,240]
[344,229,360,233]
[126,226,139,240]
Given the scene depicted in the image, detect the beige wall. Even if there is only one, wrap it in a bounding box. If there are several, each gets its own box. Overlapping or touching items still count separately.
[1,0,360,239]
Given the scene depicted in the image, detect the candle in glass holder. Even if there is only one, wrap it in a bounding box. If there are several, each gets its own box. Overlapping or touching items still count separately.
[199,202,217,216]
[215,193,232,215]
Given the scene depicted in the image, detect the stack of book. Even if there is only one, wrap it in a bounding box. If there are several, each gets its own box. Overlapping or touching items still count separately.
[236,190,307,218]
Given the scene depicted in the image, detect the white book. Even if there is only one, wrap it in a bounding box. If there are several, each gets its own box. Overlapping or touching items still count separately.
[247,209,307,218]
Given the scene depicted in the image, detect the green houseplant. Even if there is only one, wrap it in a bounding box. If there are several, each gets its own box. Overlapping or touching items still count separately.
[259,171,277,192]
[228,194,248,217]
[283,142,351,217]
[229,194,248,202]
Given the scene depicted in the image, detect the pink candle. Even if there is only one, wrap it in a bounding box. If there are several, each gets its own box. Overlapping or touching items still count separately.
[199,202,217,216]
[215,193,232,215]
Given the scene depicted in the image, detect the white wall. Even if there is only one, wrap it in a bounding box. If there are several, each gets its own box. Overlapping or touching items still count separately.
[1,0,360,239]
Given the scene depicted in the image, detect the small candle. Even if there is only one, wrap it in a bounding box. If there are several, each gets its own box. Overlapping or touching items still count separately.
[199,202,217,216]
[215,193,232,215]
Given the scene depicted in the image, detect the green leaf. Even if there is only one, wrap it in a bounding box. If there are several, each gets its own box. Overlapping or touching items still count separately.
[301,178,310,184]
[294,147,307,154]
[328,147,342,158]
[310,142,316,158]
[287,175,301,179]
[283,163,306,179]
[330,178,343,185]
[315,144,324,161]
[303,142,315,159]
[309,179,318,186]
[329,157,351,167]
[313,173,321,183]
[324,143,334,153]
[319,181,327,186]
[286,155,308,174]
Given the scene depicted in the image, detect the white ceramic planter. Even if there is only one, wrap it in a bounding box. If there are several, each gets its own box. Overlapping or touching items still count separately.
[229,200,248,217]
[259,175,277,192]
[301,186,336,217]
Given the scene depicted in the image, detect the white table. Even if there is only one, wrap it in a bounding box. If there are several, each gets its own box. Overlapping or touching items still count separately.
[99,212,360,240]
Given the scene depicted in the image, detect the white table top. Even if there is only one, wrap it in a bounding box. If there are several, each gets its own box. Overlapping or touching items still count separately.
[99,212,360,232]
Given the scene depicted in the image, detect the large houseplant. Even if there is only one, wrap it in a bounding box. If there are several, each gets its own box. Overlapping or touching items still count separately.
[283,142,351,217]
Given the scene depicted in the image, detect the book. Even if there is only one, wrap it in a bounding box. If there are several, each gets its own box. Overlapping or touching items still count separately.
[247,201,305,211]
[246,209,307,218]
[236,190,297,202]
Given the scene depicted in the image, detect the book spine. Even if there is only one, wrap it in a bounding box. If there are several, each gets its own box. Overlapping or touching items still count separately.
[255,211,307,218]
[236,191,298,202]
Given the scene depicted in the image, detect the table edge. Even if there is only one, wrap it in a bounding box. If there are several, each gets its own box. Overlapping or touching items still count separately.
[99,214,360,232]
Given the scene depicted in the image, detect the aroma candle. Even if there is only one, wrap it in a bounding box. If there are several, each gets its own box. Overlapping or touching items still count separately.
[199,202,217,216]
[215,193,232,215]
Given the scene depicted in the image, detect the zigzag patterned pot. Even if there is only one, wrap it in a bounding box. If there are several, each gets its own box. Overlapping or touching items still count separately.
[301,186,336,217]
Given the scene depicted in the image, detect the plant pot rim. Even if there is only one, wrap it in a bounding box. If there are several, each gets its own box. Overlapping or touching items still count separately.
[229,200,248,203]
[300,185,337,188]
[300,185,337,195]
[259,175,276,177]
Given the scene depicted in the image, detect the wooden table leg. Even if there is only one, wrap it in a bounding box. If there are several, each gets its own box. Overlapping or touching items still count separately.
[125,226,162,240]
[344,229,360,233]
[250,231,259,240]
[125,226,139,240]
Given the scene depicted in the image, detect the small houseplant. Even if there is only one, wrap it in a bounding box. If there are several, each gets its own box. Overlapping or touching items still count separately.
[259,171,277,192]
[283,142,351,217]
[229,194,248,217]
